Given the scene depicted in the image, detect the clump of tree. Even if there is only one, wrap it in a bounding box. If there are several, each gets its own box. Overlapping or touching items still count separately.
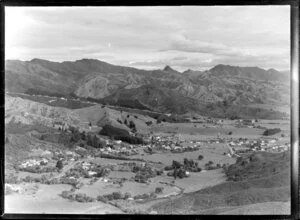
[99,191,132,201]
[99,125,144,145]
[60,191,95,203]
[86,134,106,148]
[100,125,130,137]
[145,121,153,126]
[133,165,158,183]
[263,128,281,136]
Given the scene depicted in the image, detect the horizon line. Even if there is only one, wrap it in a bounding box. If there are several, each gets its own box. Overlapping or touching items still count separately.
[5,57,290,73]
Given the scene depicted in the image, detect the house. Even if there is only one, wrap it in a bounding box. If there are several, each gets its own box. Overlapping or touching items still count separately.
[88,171,97,176]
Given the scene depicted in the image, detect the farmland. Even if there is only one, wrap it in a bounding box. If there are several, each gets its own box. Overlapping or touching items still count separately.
[4,95,291,214]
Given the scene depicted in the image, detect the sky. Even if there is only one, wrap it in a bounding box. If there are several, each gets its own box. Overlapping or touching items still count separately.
[5,6,290,71]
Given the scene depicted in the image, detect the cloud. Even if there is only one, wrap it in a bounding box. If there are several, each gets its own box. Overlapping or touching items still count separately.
[5,6,290,71]
[162,34,248,57]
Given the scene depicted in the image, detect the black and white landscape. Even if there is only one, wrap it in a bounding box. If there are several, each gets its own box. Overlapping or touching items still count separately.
[5,6,291,214]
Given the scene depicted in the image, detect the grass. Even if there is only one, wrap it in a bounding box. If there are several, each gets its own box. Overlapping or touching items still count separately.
[224,151,290,181]
[151,151,290,214]
[9,92,94,109]
[6,120,56,135]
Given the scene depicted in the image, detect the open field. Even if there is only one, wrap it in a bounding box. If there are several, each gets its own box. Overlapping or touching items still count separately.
[5,184,123,214]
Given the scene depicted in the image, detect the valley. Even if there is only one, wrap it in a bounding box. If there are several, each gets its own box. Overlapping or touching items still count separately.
[4,94,290,214]
[4,5,292,216]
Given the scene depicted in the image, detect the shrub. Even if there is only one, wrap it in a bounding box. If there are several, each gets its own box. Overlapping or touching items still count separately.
[5,174,19,184]
[75,193,95,203]
[165,166,173,171]
[177,169,186,179]
[172,160,182,169]
[134,193,150,200]
[117,119,123,124]
[5,185,14,195]
[198,155,204,160]
[146,121,153,126]
[150,192,157,199]
[104,194,114,201]
[60,190,71,199]
[124,192,132,200]
[134,174,149,183]
[59,176,79,186]
[228,131,233,135]
[167,171,174,177]
[112,191,123,200]
[129,121,136,130]
[97,195,108,203]
[155,187,164,194]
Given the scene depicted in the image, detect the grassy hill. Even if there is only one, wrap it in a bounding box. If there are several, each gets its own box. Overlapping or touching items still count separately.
[150,151,290,214]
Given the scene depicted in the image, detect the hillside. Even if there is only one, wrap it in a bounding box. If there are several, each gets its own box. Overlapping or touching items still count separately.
[5,95,155,135]
[150,151,290,214]
[5,58,290,118]
[101,84,202,114]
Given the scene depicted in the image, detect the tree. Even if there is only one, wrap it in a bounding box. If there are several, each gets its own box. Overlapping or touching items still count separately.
[56,160,63,170]
[81,131,86,141]
[87,134,93,146]
[198,155,204,160]
[92,135,99,148]
[129,121,136,130]
[223,100,229,107]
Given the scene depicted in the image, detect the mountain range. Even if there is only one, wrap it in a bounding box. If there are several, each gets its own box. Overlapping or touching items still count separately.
[5,58,290,117]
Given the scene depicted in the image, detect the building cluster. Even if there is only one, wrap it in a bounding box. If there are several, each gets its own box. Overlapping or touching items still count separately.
[98,140,140,156]
[228,138,290,155]
[236,119,257,128]
[144,135,201,153]
[19,158,49,169]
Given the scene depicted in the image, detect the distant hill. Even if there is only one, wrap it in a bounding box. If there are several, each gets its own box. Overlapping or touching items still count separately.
[101,84,202,114]
[5,58,290,118]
